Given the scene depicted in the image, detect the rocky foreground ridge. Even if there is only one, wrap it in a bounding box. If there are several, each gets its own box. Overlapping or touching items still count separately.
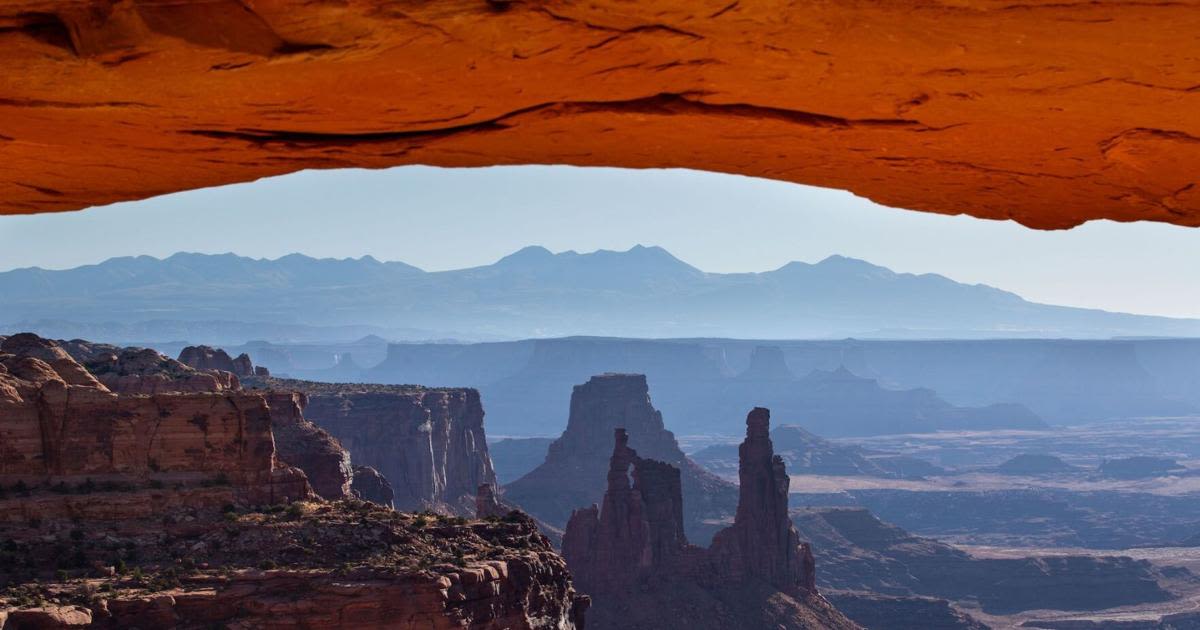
[0,334,587,629]
[562,408,857,630]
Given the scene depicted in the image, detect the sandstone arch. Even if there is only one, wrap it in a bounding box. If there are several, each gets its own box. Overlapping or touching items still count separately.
[1,0,1198,228]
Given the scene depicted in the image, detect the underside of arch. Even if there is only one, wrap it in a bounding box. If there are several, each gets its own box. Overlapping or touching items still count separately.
[1,0,1199,228]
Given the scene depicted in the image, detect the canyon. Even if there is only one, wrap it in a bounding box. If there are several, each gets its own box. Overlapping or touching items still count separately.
[0,334,587,628]
[561,408,855,629]
[792,507,1184,626]
[2,1,1199,231]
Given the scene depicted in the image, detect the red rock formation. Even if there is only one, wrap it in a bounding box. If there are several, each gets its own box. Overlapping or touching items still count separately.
[0,335,311,512]
[246,377,497,515]
[1,338,587,628]
[353,465,395,509]
[265,391,354,501]
[707,407,814,596]
[506,374,737,544]
[60,339,238,394]
[177,345,254,377]
[561,411,851,630]
[2,0,1199,229]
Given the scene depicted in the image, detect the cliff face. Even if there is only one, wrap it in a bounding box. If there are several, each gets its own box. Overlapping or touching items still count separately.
[178,345,255,377]
[248,377,497,515]
[1,336,587,629]
[505,373,737,544]
[0,335,309,509]
[265,391,354,501]
[561,410,855,630]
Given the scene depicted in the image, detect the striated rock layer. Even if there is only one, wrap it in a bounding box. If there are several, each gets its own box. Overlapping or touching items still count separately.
[2,0,1200,228]
[562,412,856,630]
[245,376,498,515]
[1,336,587,629]
[264,391,355,501]
[0,334,310,511]
[506,373,737,544]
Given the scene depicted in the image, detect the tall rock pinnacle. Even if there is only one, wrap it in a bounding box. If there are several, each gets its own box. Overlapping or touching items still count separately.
[710,407,812,595]
[561,410,848,629]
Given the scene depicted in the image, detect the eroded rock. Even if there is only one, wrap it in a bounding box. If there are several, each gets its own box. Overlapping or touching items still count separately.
[1,1,1199,229]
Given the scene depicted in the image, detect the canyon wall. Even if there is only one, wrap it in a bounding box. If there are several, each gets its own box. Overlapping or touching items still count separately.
[505,373,737,544]
[1,335,588,629]
[0,334,309,511]
[561,410,854,630]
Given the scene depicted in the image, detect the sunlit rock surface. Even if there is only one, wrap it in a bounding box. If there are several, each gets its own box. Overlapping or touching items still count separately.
[1,1,1199,228]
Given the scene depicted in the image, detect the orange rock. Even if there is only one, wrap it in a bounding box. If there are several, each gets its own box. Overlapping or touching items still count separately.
[1,1,1199,228]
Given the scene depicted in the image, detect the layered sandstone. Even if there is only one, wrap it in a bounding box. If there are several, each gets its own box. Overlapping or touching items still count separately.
[1,337,587,628]
[506,373,737,544]
[0,335,310,510]
[265,391,354,501]
[245,376,497,515]
[2,1,1199,229]
[562,413,855,630]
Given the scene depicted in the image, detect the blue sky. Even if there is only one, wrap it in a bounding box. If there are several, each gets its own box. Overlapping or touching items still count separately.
[1,165,1197,318]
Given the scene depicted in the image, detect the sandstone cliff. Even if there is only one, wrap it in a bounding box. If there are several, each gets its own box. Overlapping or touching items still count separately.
[0,335,309,509]
[562,411,857,630]
[1,336,587,629]
[505,373,737,544]
[3,0,1198,231]
[246,377,497,515]
[264,391,355,501]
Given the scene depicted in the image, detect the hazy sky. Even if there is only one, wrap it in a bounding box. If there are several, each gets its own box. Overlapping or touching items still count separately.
[1,165,1197,318]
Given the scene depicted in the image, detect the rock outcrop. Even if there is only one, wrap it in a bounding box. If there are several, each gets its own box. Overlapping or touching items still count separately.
[562,412,856,630]
[2,500,587,630]
[476,483,506,520]
[3,0,1199,230]
[1,336,588,629]
[0,335,310,511]
[60,339,239,394]
[178,345,255,377]
[353,466,395,509]
[707,408,814,595]
[505,373,737,544]
[245,376,498,515]
[265,391,354,501]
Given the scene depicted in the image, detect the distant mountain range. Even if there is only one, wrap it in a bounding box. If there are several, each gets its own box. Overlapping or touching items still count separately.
[3,246,1198,340]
